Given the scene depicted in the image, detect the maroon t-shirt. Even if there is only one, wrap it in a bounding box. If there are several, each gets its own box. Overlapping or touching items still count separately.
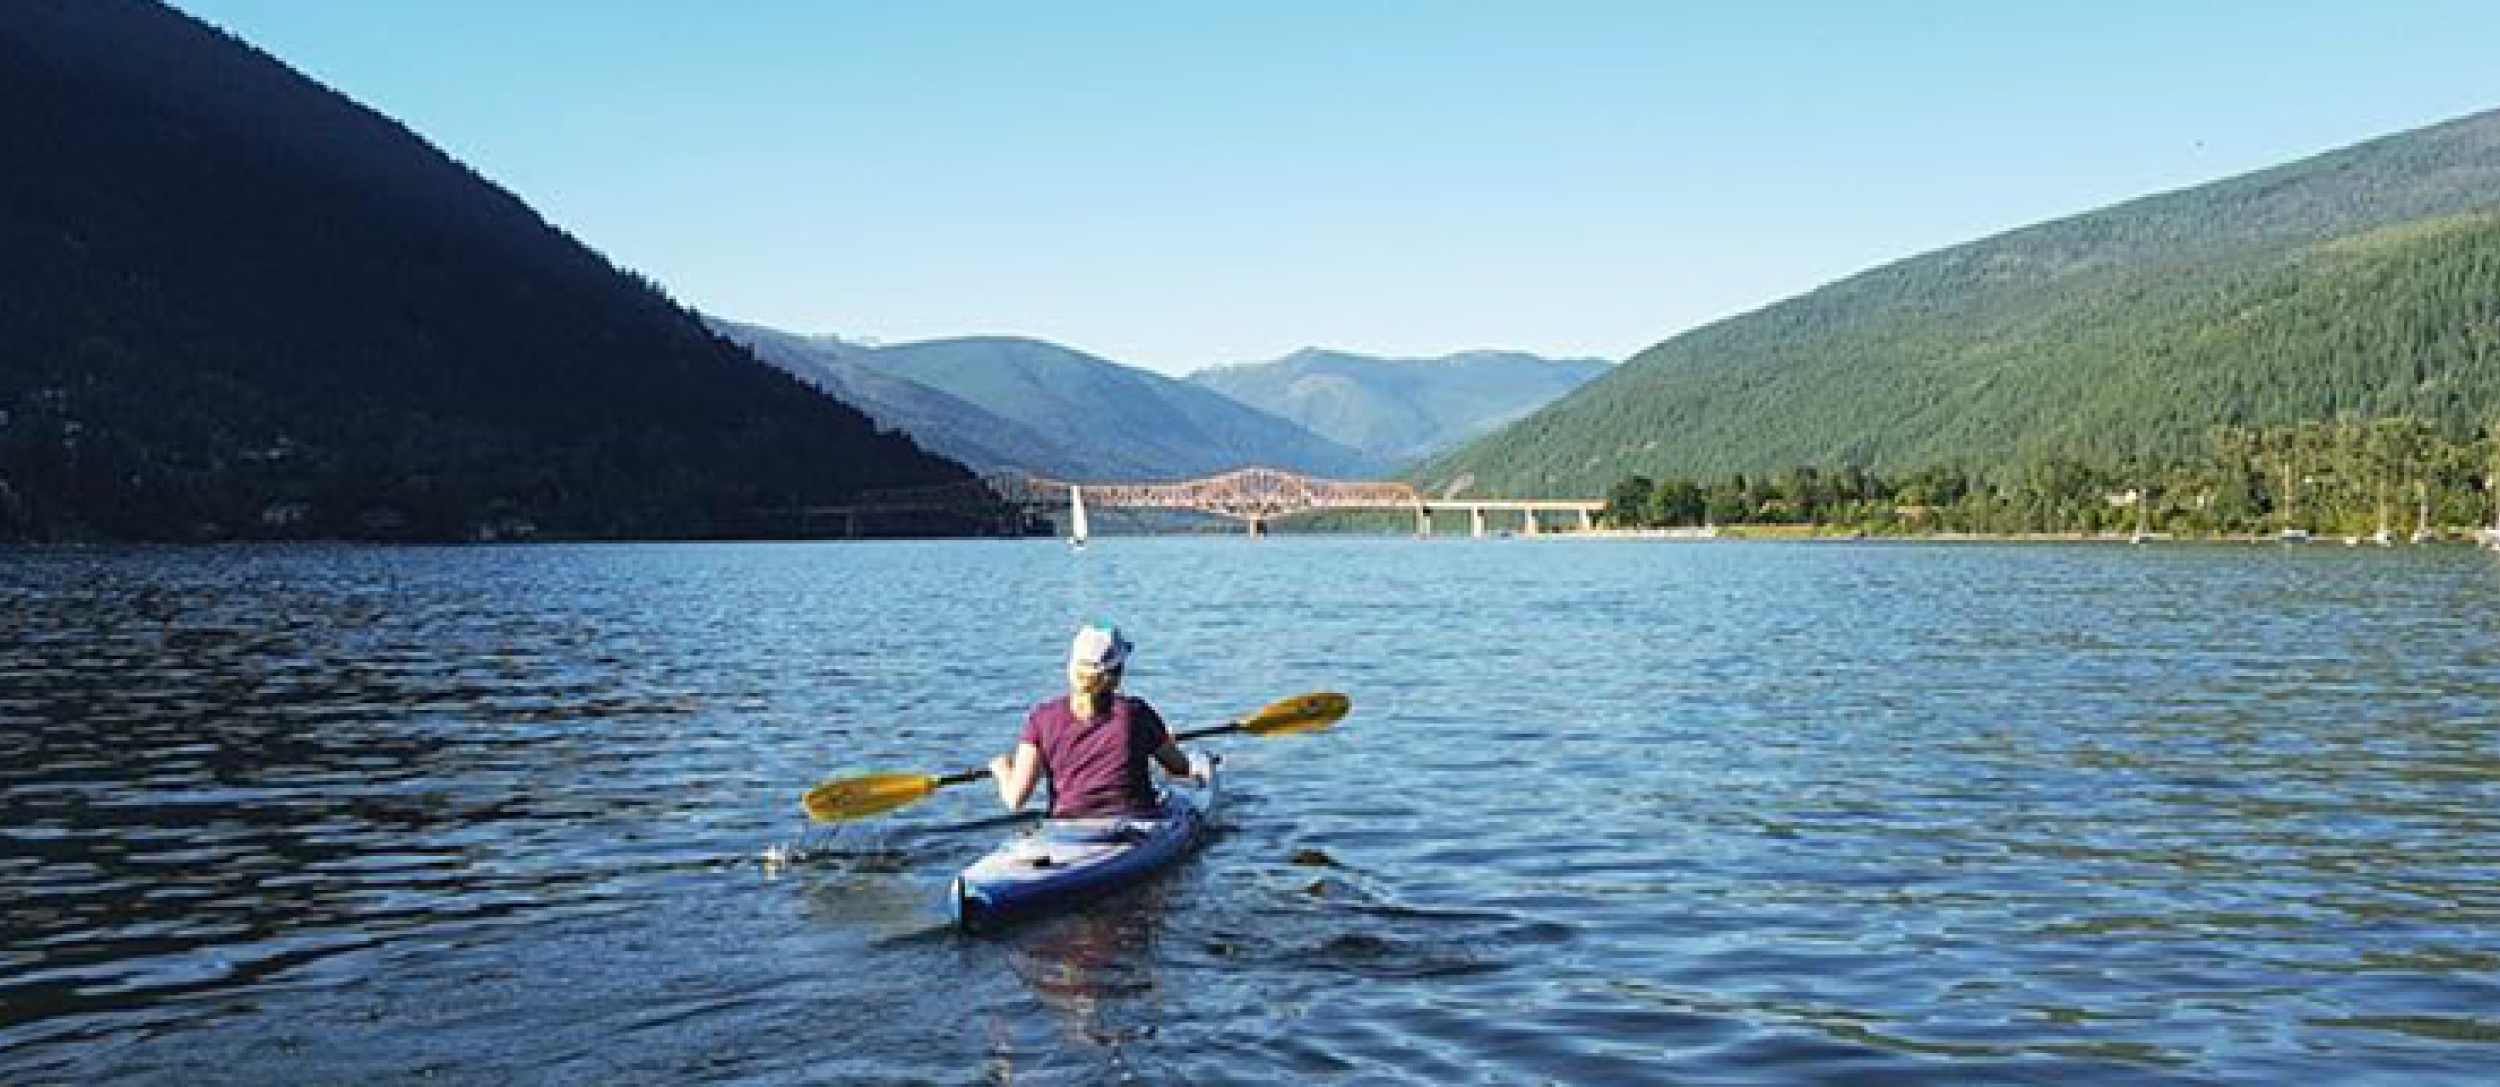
[1018,694,1171,818]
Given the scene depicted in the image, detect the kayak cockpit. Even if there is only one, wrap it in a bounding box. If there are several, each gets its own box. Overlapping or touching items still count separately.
[950,754,1218,933]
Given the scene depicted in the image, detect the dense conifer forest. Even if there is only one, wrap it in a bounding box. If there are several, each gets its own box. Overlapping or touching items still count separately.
[0,2,980,542]
[1421,111,2500,501]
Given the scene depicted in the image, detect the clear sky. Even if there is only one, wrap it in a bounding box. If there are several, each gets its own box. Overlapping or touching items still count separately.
[171,1,2500,374]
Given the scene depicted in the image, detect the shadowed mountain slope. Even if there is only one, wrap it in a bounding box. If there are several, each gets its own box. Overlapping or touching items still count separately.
[0,0,975,540]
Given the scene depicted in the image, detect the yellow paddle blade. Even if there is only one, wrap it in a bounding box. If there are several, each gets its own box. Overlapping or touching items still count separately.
[802,772,940,823]
[1238,692,1351,737]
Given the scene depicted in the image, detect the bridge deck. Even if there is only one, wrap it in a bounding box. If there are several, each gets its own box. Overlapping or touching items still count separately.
[857,466,1604,532]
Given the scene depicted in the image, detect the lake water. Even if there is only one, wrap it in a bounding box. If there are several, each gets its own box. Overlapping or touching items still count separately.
[5,538,2498,1084]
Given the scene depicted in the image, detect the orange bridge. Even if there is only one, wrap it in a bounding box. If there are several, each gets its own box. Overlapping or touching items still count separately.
[867,466,1604,536]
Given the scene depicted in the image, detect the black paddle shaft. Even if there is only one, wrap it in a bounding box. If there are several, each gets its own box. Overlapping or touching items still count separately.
[1175,721,1246,743]
[937,722,1230,788]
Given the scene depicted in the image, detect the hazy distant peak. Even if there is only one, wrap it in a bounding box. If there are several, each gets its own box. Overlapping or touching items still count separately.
[1443,349,1615,368]
[1186,347,1610,466]
[709,320,1377,480]
[1239,346,1612,371]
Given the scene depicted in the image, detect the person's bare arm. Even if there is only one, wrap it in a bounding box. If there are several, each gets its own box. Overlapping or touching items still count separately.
[989,743,1042,810]
[1151,737,1193,779]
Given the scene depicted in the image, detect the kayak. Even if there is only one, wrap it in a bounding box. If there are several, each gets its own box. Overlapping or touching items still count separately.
[949,753,1220,932]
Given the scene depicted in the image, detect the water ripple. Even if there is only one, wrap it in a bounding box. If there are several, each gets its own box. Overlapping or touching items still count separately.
[4,541,2499,1083]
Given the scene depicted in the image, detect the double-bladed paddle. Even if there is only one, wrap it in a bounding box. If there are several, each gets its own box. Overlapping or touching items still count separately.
[801,691,1350,823]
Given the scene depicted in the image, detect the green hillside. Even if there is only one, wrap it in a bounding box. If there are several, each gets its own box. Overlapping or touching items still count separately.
[1417,108,2500,497]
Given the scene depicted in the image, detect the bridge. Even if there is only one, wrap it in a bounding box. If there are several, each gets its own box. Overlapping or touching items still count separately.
[870,466,1606,537]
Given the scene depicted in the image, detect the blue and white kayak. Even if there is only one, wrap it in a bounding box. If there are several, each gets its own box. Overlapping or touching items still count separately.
[950,753,1219,932]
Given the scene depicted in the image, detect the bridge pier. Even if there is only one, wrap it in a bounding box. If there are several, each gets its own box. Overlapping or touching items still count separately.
[953,468,1606,538]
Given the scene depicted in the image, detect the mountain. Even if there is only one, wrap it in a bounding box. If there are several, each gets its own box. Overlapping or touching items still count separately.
[0,1,976,541]
[1418,108,2500,497]
[710,323,1380,481]
[705,318,1089,478]
[860,338,1383,480]
[1188,348,1608,467]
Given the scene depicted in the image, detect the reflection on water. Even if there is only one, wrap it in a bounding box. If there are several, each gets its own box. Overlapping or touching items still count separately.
[5,540,2500,1083]
[1009,884,1175,1051]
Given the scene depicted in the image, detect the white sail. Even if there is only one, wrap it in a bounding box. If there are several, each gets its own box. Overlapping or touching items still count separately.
[2487,473,2500,550]
[1070,486,1090,547]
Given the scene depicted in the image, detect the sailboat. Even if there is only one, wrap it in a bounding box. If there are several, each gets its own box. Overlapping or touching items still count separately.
[2484,470,2500,551]
[1068,485,1090,550]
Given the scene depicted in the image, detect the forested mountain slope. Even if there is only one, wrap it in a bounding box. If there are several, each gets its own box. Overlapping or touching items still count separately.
[1419,108,2500,496]
[0,1,973,540]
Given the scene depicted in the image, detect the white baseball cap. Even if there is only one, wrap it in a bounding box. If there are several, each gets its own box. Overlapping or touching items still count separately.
[1068,622,1132,671]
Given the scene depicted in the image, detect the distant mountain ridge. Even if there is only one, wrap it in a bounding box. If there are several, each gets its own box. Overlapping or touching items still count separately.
[0,0,974,540]
[707,321,1379,481]
[1187,348,1608,466]
[1419,107,2500,496]
[707,319,1094,478]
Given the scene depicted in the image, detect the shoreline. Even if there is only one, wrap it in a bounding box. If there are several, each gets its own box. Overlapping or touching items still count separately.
[1551,527,2500,545]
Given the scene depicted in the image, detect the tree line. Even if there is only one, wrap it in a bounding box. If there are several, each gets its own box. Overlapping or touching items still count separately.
[1603,417,2500,537]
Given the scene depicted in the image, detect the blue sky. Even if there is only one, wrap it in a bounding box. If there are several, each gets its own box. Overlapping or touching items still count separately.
[173,1,2500,374]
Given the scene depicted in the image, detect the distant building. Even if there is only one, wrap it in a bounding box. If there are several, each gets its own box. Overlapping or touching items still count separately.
[473,517,538,543]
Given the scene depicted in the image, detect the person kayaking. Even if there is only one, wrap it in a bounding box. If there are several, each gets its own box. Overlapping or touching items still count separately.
[989,621,1196,818]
